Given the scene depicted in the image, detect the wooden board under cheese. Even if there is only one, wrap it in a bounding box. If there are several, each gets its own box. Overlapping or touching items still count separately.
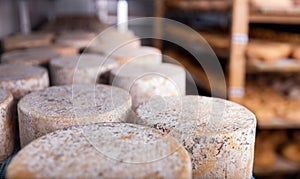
[110,63,185,110]
[0,89,14,162]
[18,84,132,147]
[50,54,119,85]
[0,64,49,100]
[136,95,257,178]
[6,122,192,179]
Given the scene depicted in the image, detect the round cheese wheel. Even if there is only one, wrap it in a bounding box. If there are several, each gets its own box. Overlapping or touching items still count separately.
[0,64,49,99]
[6,122,192,179]
[37,44,78,57]
[136,95,256,178]
[110,63,185,109]
[87,29,141,54]
[1,48,59,66]
[111,46,162,65]
[50,54,119,85]
[0,89,14,162]
[2,33,54,51]
[18,84,131,147]
[55,31,96,49]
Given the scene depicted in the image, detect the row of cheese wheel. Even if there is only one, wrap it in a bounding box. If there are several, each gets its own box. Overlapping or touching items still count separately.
[0,86,256,179]
[0,29,256,178]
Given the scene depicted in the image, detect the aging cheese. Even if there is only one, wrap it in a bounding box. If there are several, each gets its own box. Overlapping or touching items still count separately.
[110,63,185,109]
[87,28,141,54]
[1,48,59,67]
[50,54,119,85]
[2,33,54,51]
[0,89,14,162]
[111,46,162,65]
[18,84,131,147]
[55,31,96,49]
[0,64,49,100]
[6,123,192,179]
[136,96,257,179]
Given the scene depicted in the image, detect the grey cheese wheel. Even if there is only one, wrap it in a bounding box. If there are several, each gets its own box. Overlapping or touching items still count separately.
[110,63,185,109]
[1,48,59,67]
[87,28,141,54]
[136,96,257,179]
[50,54,119,85]
[6,123,192,179]
[0,64,49,100]
[0,89,14,162]
[18,84,131,147]
[111,46,162,65]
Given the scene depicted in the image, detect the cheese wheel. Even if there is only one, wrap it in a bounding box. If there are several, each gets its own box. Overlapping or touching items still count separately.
[18,84,131,147]
[0,89,14,162]
[136,96,256,178]
[0,64,49,99]
[1,48,59,67]
[6,122,192,179]
[50,54,119,85]
[110,63,185,109]
[37,44,78,57]
[2,33,54,51]
[247,40,292,63]
[55,31,96,49]
[111,46,162,65]
[292,45,300,61]
[87,29,141,54]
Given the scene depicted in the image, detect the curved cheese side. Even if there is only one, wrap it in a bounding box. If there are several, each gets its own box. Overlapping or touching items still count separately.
[18,84,132,147]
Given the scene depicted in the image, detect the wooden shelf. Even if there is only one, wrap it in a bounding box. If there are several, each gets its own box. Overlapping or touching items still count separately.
[258,117,300,129]
[165,0,231,12]
[250,11,300,24]
[247,59,300,73]
[254,155,300,176]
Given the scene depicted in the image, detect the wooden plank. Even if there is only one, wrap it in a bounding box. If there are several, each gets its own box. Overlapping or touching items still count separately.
[250,12,300,24]
[247,59,300,73]
[229,0,249,100]
[258,117,300,129]
[165,0,231,12]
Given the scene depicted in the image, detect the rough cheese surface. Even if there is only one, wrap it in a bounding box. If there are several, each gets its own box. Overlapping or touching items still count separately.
[50,54,119,85]
[1,48,59,66]
[0,64,49,99]
[18,84,131,147]
[136,95,256,179]
[110,63,186,109]
[0,89,14,162]
[6,123,192,179]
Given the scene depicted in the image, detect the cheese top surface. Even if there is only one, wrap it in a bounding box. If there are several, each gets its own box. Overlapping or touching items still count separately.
[7,123,191,178]
[136,95,256,135]
[18,84,131,119]
[0,64,47,81]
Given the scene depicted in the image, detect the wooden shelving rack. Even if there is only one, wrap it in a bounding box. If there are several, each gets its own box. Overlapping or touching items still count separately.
[154,0,300,176]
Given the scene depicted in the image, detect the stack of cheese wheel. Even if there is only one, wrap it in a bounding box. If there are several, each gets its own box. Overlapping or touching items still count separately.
[0,89,14,162]
[2,33,54,51]
[0,64,49,100]
[111,46,162,65]
[55,31,96,49]
[50,54,119,85]
[136,96,256,178]
[6,123,192,178]
[18,84,131,147]
[110,63,185,109]
[87,28,141,55]
[1,48,59,67]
